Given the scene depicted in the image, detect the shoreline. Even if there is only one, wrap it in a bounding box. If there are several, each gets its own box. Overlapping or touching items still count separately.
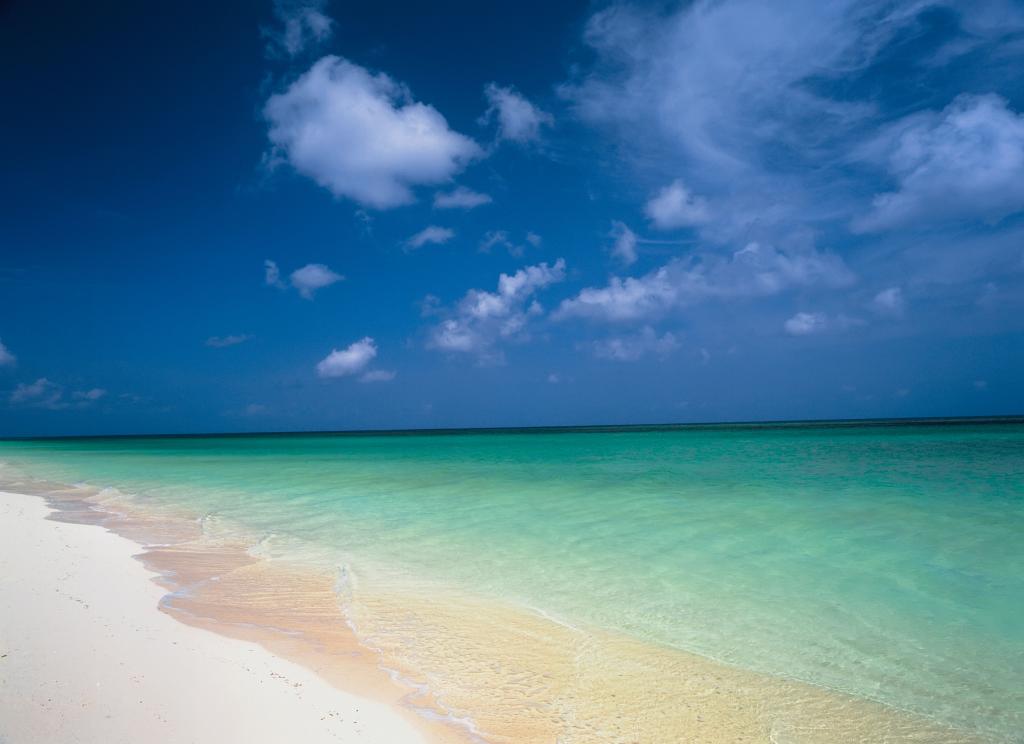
[0,475,994,743]
[0,489,452,744]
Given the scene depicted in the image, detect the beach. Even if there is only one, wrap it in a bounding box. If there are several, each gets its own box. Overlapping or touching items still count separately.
[0,421,1020,742]
[0,489,433,744]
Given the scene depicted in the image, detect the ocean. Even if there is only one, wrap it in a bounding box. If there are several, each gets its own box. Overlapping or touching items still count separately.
[2,418,1021,742]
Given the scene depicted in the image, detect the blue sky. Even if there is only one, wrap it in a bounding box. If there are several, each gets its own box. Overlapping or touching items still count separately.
[1,0,1023,436]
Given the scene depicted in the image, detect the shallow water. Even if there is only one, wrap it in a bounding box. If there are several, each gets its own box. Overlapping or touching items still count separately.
[2,419,1022,741]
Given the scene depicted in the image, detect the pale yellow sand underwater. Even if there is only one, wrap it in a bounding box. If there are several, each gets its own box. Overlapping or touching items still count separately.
[0,490,429,744]
[0,481,988,744]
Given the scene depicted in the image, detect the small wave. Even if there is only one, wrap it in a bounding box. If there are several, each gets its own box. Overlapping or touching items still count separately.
[246,532,280,559]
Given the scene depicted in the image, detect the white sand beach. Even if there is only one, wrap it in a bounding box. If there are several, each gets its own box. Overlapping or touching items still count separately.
[0,490,426,744]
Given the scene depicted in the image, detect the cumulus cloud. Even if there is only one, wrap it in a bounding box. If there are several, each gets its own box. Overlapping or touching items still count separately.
[316,337,377,378]
[590,327,680,361]
[428,259,567,359]
[557,242,854,322]
[434,186,492,210]
[289,263,344,299]
[645,180,710,230]
[359,369,396,383]
[853,94,1024,232]
[406,225,455,250]
[784,312,828,335]
[0,339,15,367]
[265,56,482,209]
[206,334,252,348]
[264,0,333,58]
[609,221,638,266]
[73,388,107,401]
[869,287,905,316]
[482,83,553,144]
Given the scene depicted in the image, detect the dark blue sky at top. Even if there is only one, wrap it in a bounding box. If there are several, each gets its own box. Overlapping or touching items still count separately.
[1,0,1022,436]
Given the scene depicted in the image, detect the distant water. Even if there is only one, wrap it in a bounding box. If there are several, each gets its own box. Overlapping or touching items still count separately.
[2,419,1022,740]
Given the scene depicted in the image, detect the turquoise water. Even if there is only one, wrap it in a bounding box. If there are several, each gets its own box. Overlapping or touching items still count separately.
[1,419,1022,740]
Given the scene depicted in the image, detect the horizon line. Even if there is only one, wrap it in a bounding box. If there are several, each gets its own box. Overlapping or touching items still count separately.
[3,413,1022,443]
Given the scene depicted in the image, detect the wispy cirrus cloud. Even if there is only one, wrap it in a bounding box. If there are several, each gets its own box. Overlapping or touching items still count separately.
[359,369,396,383]
[589,327,680,361]
[557,242,854,323]
[560,0,1024,333]
[9,379,107,410]
[10,378,63,408]
[205,334,252,348]
[478,230,541,258]
[784,312,828,336]
[0,338,15,367]
[406,225,455,250]
[433,186,492,210]
[869,287,905,317]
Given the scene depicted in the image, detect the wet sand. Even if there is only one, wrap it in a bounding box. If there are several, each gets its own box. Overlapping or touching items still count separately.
[0,479,989,743]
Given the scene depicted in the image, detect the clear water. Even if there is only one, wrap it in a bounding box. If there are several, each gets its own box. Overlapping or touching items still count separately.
[1,419,1022,740]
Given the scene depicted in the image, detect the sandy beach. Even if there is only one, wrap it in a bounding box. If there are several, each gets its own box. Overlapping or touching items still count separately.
[0,489,428,744]
[0,470,992,744]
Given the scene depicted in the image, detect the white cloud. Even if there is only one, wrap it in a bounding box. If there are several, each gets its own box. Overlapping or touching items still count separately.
[433,186,492,209]
[406,225,455,249]
[645,180,710,230]
[610,221,638,266]
[316,337,378,378]
[853,94,1024,232]
[428,259,567,358]
[560,1,983,247]
[290,263,344,299]
[590,327,680,361]
[360,369,396,383]
[206,334,252,348]
[0,339,15,367]
[869,287,905,316]
[265,56,482,209]
[784,312,828,335]
[557,242,854,322]
[265,259,284,288]
[479,230,511,254]
[482,83,553,144]
[264,0,333,58]
[10,378,65,409]
[479,230,538,257]
[73,388,107,401]
[563,2,888,182]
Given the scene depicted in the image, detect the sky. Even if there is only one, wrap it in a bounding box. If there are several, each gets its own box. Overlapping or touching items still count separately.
[1,0,1023,437]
